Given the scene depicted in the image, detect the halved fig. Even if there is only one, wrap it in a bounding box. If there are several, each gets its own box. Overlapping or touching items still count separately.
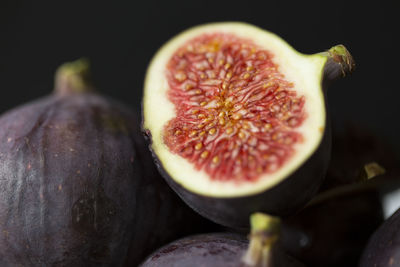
[142,22,355,228]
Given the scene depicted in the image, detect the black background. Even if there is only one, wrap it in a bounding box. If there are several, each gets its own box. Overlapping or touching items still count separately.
[1,0,399,161]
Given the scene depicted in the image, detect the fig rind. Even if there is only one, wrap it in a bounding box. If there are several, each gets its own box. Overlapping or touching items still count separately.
[146,124,330,228]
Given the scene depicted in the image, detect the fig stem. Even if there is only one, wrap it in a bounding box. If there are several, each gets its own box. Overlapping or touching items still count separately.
[54,58,94,95]
[363,162,386,180]
[242,213,281,267]
[320,44,355,85]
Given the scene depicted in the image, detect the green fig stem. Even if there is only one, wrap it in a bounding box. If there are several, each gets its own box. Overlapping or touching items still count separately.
[242,213,281,267]
[54,58,94,95]
[320,44,355,85]
[363,162,386,180]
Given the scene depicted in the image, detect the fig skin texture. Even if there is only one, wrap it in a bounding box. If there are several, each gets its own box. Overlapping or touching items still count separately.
[140,233,248,267]
[140,214,305,267]
[360,207,400,267]
[125,123,219,266]
[142,22,355,229]
[320,124,398,191]
[0,60,216,266]
[282,173,386,267]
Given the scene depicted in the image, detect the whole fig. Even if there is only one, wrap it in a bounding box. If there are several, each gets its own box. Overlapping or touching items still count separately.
[0,60,215,266]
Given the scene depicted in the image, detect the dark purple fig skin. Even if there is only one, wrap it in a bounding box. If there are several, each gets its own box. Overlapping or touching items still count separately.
[140,233,305,267]
[320,124,398,191]
[144,123,331,229]
[360,207,400,267]
[282,182,384,267]
[140,233,247,267]
[281,122,399,266]
[125,124,220,266]
[0,89,217,266]
[0,92,138,266]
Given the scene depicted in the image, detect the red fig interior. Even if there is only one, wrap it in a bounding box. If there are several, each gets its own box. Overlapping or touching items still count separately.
[163,33,307,183]
[143,22,352,198]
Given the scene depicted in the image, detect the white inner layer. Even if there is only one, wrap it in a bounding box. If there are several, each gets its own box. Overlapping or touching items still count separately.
[143,22,327,197]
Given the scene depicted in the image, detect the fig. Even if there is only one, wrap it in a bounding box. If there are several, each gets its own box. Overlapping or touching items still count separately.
[140,213,305,267]
[360,206,400,267]
[0,60,216,266]
[282,163,389,267]
[321,124,398,191]
[142,22,355,228]
[140,233,248,267]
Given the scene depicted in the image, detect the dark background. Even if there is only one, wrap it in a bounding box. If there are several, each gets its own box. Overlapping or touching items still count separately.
[1,0,399,161]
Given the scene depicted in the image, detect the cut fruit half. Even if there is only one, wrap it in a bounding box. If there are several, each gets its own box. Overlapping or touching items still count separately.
[142,22,354,228]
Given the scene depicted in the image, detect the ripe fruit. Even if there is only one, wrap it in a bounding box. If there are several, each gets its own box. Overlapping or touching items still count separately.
[360,206,400,267]
[282,164,387,267]
[142,22,355,228]
[321,125,398,191]
[140,213,305,267]
[0,60,216,266]
[140,233,248,267]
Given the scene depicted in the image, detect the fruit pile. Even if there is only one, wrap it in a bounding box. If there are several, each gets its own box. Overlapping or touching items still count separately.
[0,22,398,267]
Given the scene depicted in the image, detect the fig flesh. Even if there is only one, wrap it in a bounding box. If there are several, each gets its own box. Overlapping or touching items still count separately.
[0,60,216,266]
[140,213,305,267]
[142,22,355,228]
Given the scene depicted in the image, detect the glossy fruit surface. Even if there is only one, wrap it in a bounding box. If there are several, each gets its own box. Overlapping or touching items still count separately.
[140,233,247,267]
[282,176,384,267]
[321,125,398,191]
[143,22,354,228]
[360,203,400,266]
[0,60,216,266]
[141,213,304,267]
